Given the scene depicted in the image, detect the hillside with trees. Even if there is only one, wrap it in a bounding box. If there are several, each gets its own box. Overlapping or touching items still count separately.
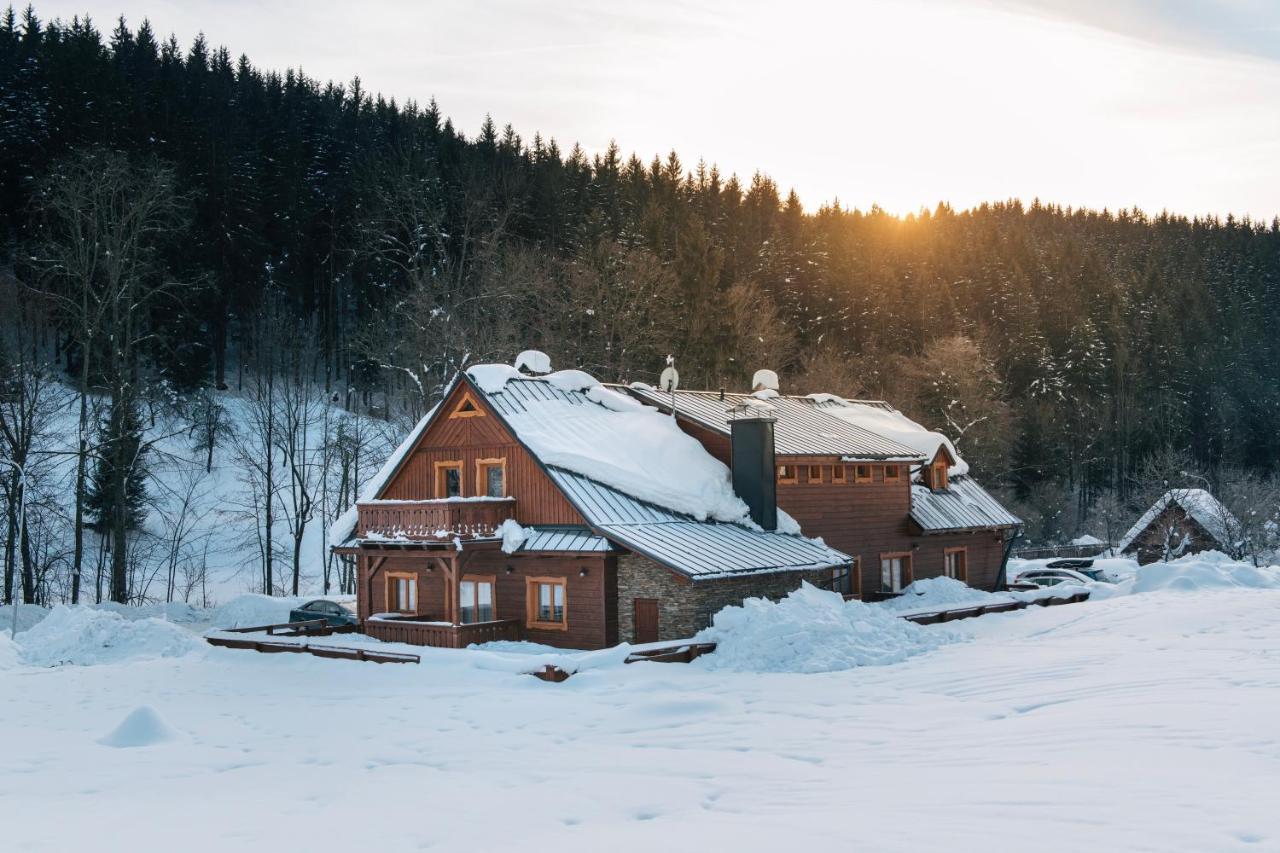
[2,7,1279,604]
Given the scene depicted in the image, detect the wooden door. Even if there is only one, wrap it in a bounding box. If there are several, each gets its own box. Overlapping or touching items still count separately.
[633,598,660,644]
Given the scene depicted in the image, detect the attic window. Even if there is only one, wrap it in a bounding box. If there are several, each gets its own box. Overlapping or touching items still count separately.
[777,464,797,484]
[449,392,484,419]
[931,461,949,491]
[832,465,847,484]
[854,464,872,484]
[807,465,824,484]
[884,464,901,483]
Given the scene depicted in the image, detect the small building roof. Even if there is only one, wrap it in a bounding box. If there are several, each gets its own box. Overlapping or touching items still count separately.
[1117,489,1238,554]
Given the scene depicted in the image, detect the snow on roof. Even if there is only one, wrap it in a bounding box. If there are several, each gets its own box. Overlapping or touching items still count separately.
[514,349,552,374]
[474,368,750,523]
[910,477,1020,532]
[811,396,969,477]
[327,402,440,546]
[1117,489,1238,554]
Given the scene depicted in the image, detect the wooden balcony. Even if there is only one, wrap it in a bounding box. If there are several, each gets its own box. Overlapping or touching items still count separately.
[356,498,516,540]
[365,615,524,648]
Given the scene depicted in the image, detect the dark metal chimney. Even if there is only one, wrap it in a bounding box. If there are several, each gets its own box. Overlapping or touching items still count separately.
[729,409,777,531]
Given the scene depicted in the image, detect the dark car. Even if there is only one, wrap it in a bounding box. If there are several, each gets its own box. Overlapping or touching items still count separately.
[288,599,359,627]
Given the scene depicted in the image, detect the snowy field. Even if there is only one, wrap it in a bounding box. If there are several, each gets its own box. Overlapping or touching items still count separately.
[3,556,1279,852]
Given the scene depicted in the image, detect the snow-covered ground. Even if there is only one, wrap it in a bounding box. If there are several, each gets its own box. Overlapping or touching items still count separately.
[2,555,1279,851]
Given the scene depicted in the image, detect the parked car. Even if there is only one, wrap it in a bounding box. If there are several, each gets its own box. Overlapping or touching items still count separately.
[288,599,359,627]
[1013,568,1098,588]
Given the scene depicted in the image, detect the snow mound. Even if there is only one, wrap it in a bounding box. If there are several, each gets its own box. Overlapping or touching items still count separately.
[0,630,19,670]
[545,369,597,393]
[496,518,527,554]
[18,606,200,667]
[466,363,523,394]
[515,349,552,374]
[98,706,179,748]
[207,594,307,629]
[1131,552,1280,594]
[696,583,955,673]
[94,601,203,624]
[877,576,998,612]
[0,602,50,633]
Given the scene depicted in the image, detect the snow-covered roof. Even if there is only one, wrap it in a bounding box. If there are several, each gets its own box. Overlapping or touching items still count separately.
[623,386,926,461]
[547,467,850,579]
[1118,489,1237,554]
[810,396,969,477]
[477,370,750,523]
[910,476,1021,532]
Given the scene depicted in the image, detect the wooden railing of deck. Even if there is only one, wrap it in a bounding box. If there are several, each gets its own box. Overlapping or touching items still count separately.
[356,498,516,540]
[365,616,524,648]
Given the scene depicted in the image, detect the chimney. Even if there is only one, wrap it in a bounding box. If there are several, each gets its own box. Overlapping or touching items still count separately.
[729,405,777,531]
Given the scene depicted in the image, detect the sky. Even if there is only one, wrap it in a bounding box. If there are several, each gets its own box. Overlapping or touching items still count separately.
[34,0,1280,220]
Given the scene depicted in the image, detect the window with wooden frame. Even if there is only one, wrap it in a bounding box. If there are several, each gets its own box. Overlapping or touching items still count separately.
[854,464,873,484]
[832,464,847,484]
[448,391,484,419]
[385,572,418,614]
[434,460,463,498]
[831,556,861,597]
[944,547,968,582]
[883,464,901,483]
[807,465,824,484]
[526,577,568,630]
[777,464,798,484]
[931,461,949,491]
[879,552,913,593]
[459,575,496,624]
[475,457,507,497]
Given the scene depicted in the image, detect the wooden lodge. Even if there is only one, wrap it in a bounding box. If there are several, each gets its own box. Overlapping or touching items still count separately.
[1117,488,1237,564]
[332,357,1021,650]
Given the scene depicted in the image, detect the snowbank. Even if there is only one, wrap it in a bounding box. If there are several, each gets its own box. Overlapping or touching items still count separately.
[206,594,309,629]
[0,602,51,633]
[98,706,180,748]
[0,630,19,669]
[696,583,955,673]
[877,576,1000,612]
[17,606,201,667]
[1131,552,1280,594]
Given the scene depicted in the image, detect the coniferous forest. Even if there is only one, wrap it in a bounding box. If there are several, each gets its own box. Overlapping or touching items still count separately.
[2,8,1280,603]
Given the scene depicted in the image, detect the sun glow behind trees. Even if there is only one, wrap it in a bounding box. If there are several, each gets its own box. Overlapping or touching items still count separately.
[31,0,1280,220]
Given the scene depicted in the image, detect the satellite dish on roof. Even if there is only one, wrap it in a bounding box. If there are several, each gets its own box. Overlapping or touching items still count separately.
[515,350,552,375]
[752,368,779,393]
[660,365,679,392]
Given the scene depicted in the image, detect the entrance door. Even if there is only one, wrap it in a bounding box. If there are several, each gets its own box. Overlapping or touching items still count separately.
[633,599,660,644]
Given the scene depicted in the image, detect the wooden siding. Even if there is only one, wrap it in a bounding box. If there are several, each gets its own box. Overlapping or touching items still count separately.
[358,551,615,649]
[378,381,586,526]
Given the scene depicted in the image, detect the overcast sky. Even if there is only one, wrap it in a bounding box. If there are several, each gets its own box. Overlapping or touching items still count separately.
[35,0,1280,219]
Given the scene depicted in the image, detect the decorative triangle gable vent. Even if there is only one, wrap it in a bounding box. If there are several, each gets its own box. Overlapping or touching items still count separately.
[449,390,484,419]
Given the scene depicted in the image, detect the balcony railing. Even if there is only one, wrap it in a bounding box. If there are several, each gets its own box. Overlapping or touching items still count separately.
[356,498,516,540]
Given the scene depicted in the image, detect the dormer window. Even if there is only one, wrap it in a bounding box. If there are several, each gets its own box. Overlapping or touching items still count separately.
[931,461,949,491]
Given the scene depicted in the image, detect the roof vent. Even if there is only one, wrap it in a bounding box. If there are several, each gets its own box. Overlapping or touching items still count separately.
[752,369,779,393]
[515,350,552,375]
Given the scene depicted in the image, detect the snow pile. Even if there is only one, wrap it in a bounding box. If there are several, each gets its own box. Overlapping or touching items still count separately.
[514,349,552,374]
[466,363,524,394]
[815,396,968,476]
[98,706,180,748]
[0,602,51,633]
[1130,552,1280,594]
[877,576,999,612]
[94,601,203,624]
[18,606,201,667]
[207,594,308,629]
[0,630,19,670]
[496,518,527,554]
[696,583,955,673]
